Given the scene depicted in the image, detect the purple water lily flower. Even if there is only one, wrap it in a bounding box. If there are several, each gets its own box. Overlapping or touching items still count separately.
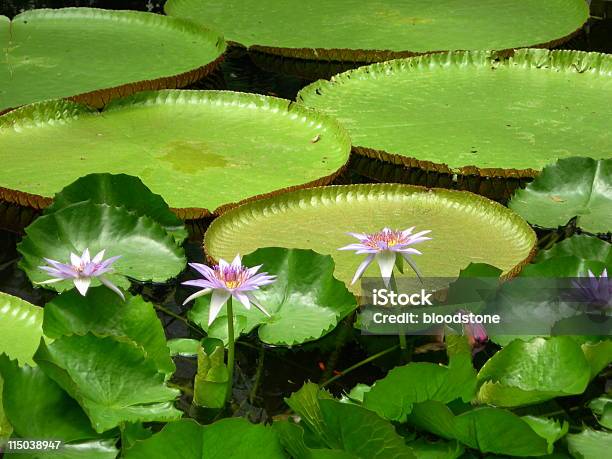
[339,227,432,286]
[38,249,124,300]
[571,269,611,312]
[182,255,276,325]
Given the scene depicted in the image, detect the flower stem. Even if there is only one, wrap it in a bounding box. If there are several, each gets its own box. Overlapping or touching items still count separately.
[320,344,399,388]
[226,297,235,404]
[249,345,265,404]
[389,272,407,351]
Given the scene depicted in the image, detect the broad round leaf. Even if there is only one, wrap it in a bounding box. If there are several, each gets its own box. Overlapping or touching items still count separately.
[477,337,592,407]
[188,248,357,345]
[509,157,612,233]
[34,334,181,433]
[18,202,186,292]
[165,0,586,61]
[45,173,187,244]
[123,418,286,459]
[204,184,536,289]
[43,288,175,376]
[298,50,612,177]
[0,91,351,219]
[0,8,225,112]
[0,292,43,366]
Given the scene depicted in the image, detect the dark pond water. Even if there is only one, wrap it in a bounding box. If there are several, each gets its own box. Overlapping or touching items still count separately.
[0,0,611,422]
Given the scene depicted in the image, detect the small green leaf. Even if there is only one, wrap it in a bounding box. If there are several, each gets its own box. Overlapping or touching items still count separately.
[45,173,188,244]
[33,334,181,433]
[0,292,44,366]
[18,202,186,292]
[189,248,357,345]
[193,338,229,409]
[362,335,476,422]
[566,429,612,459]
[43,288,174,376]
[167,338,201,357]
[408,401,564,456]
[477,337,592,407]
[123,418,287,459]
[509,157,611,234]
[589,397,612,430]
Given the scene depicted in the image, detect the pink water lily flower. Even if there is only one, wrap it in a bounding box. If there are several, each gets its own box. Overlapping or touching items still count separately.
[38,249,124,300]
[339,227,432,286]
[182,255,276,325]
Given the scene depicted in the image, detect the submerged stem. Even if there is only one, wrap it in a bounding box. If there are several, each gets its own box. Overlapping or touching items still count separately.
[249,345,265,404]
[226,297,235,404]
[320,344,399,388]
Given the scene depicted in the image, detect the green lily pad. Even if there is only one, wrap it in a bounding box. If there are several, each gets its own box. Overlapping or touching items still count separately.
[0,355,101,443]
[281,383,416,458]
[589,397,612,430]
[0,292,44,366]
[43,288,175,376]
[45,173,188,244]
[535,235,612,264]
[408,401,567,456]
[34,334,182,433]
[204,184,536,289]
[0,91,351,219]
[0,8,225,113]
[188,248,357,345]
[18,201,186,292]
[509,157,612,234]
[566,429,612,459]
[298,50,612,177]
[123,418,286,459]
[362,336,477,422]
[165,0,586,62]
[476,337,592,407]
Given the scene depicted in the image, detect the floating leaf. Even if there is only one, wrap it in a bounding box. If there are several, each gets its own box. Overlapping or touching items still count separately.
[0,8,224,112]
[189,248,357,345]
[34,334,181,433]
[45,173,187,244]
[193,338,229,409]
[509,158,612,234]
[205,184,536,291]
[0,91,350,219]
[589,397,612,430]
[0,292,44,366]
[477,337,592,407]
[167,338,201,357]
[123,418,286,459]
[18,202,186,292]
[362,335,477,422]
[406,439,464,459]
[566,429,612,459]
[43,288,175,376]
[281,383,415,458]
[534,235,612,265]
[166,1,587,63]
[0,355,101,442]
[298,51,611,178]
[408,400,567,456]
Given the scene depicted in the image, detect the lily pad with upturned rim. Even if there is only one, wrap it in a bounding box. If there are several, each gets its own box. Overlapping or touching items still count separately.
[298,50,612,180]
[0,90,351,220]
[204,184,537,290]
[0,8,225,113]
[165,0,587,64]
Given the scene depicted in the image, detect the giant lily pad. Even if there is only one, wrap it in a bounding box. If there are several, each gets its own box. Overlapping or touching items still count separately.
[298,50,612,180]
[509,157,612,234]
[17,202,187,291]
[165,0,587,66]
[0,292,43,366]
[204,184,536,289]
[0,8,225,113]
[0,91,351,219]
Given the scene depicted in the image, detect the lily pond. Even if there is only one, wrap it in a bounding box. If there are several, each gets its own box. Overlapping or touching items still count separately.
[0,0,611,458]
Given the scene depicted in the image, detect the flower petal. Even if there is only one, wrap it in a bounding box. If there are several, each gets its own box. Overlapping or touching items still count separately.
[99,276,125,301]
[81,248,91,264]
[231,254,242,268]
[233,291,252,310]
[376,251,396,287]
[401,253,424,283]
[188,263,215,279]
[73,277,91,296]
[70,252,82,267]
[92,249,106,264]
[247,293,271,318]
[35,278,64,285]
[209,289,231,326]
[182,288,212,306]
[351,253,376,285]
